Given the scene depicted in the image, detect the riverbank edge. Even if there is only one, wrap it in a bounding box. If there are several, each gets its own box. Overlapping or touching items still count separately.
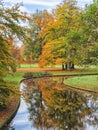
[22,73,98,93]
[64,83,98,93]
[0,73,98,129]
[21,73,98,80]
[0,94,20,130]
[57,74,98,93]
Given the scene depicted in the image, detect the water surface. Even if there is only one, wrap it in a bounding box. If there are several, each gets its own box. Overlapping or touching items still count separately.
[7,77,98,130]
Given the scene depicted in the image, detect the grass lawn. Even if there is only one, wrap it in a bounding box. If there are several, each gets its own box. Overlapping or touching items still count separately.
[5,66,98,90]
[51,68,98,76]
[64,75,98,90]
[19,63,62,68]
[5,67,98,90]
[5,72,24,85]
[19,63,39,68]
[19,63,98,69]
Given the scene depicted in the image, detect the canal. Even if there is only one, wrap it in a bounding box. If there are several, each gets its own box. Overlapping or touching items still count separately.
[5,77,98,130]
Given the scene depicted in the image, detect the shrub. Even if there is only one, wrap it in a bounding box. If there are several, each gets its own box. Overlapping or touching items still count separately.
[23,72,52,78]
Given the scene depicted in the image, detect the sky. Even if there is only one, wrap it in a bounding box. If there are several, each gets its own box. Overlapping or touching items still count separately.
[4,0,93,14]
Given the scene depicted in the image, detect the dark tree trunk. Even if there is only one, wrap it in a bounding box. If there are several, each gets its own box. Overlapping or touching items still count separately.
[71,63,74,70]
[62,63,65,70]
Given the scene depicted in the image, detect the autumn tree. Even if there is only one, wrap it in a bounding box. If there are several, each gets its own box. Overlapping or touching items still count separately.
[23,10,54,62]
[39,0,88,70]
[39,0,98,70]
[9,42,24,67]
[0,2,28,108]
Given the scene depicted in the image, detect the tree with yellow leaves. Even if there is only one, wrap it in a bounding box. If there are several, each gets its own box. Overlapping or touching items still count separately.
[0,1,28,109]
[39,0,87,70]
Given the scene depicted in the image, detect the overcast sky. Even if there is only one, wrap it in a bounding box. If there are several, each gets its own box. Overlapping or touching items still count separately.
[4,0,93,13]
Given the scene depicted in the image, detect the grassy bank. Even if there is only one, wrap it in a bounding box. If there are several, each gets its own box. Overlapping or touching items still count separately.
[64,75,98,90]
[51,68,98,76]
[6,68,98,90]
[0,73,24,129]
[5,73,24,85]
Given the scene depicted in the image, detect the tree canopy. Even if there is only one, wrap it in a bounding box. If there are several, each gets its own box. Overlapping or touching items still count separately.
[37,0,98,69]
[22,0,98,70]
[0,2,28,108]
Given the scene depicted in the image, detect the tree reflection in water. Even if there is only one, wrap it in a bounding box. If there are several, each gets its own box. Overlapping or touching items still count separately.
[23,77,98,130]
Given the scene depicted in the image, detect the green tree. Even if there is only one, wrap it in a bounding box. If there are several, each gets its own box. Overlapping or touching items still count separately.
[81,0,98,65]
[23,10,54,62]
[39,0,87,70]
[39,0,98,70]
[0,2,28,109]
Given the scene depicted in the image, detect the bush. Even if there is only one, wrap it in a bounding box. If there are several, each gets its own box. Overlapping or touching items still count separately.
[23,72,52,78]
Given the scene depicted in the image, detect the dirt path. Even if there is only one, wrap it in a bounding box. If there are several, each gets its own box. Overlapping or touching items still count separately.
[17,67,63,72]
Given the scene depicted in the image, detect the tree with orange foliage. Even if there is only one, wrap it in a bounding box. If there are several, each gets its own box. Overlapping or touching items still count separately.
[23,10,54,62]
[39,0,87,70]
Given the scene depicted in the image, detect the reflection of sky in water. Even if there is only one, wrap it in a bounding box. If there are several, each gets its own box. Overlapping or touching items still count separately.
[86,125,98,130]
[9,98,36,130]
